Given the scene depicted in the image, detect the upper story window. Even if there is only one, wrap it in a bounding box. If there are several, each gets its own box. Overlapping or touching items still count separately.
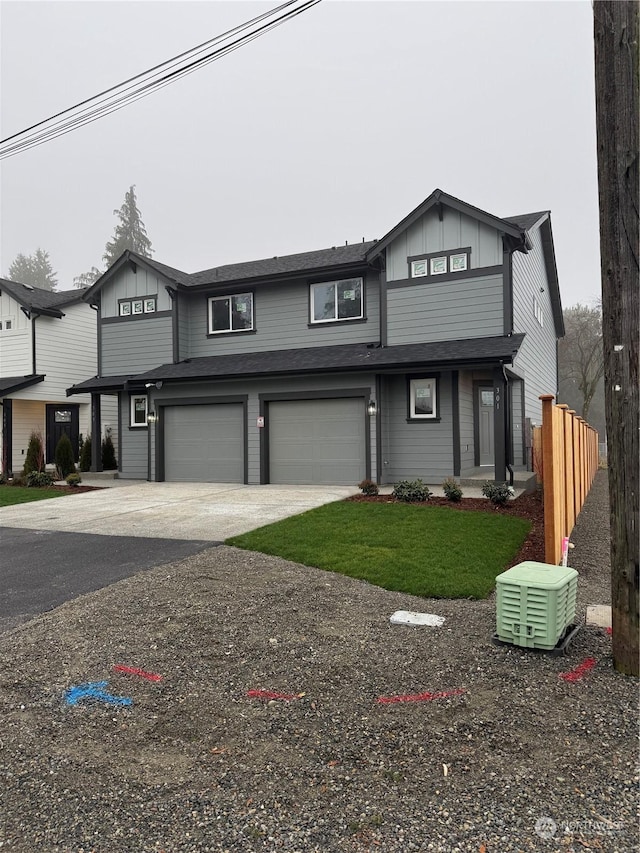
[208,292,253,334]
[409,248,470,279]
[119,296,156,317]
[311,277,363,323]
[0,316,14,331]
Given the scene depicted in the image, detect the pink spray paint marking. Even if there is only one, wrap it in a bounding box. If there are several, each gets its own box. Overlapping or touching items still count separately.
[606,627,613,636]
[247,689,298,701]
[113,665,163,682]
[377,688,466,705]
[559,657,596,683]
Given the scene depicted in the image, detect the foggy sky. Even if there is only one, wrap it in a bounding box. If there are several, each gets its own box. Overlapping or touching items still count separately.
[1,0,599,308]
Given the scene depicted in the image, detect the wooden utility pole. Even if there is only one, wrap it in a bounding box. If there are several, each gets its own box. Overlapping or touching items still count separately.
[593,1,639,676]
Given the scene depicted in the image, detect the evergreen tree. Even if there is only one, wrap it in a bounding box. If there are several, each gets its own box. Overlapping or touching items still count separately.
[79,435,92,472]
[8,248,58,291]
[73,267,102,289]
[22,431,45,476]
[103,185,153,267]
[54,432,76,479]
[101,428,117,470]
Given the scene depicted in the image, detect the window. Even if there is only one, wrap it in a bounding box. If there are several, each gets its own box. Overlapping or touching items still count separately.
[410,260,427,278]
[119,296,156,317]
[430,256,447,275]
[310,278,363,323]
[409,248,471,279]
[130,395,148,427]
[533,296,544,326]
[208,293,253,334]
[0,316,15,331]
[409,377,438,419]
[450,253,468,272]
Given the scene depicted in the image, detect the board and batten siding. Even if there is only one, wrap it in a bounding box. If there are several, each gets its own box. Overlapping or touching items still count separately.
[0,291,31,376]
[512,226,559,424]
[144,372,377,485]
[184,272,380,359]
[99,266,172,318]
[386,206,503,282]
[380,372,454,484]
[101,317,173,375]
[387,273,503,346]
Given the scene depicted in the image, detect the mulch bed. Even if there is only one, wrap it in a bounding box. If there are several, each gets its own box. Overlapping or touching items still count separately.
[346,489,545,567]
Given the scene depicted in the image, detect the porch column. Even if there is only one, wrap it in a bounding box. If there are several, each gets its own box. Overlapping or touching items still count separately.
[90,393,103,473]
[492,368,507,482]
[1,399,12,476]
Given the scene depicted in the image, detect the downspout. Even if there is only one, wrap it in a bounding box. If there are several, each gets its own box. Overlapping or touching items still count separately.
[502,362,514,486]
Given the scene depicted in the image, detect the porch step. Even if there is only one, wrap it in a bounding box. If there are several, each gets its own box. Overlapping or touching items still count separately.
[457,472,538,493]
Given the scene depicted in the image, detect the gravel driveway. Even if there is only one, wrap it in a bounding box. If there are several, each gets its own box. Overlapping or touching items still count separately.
[0,471,637,852]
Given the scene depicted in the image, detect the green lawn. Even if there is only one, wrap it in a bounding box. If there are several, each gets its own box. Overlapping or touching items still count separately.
[0,485,70,507]
[227,501,531,599]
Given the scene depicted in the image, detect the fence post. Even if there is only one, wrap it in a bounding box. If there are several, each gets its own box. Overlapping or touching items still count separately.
[557,404,575,538]
[540,395,558,564]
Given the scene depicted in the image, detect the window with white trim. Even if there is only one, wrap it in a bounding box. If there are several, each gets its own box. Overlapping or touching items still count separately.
[130,395,148,427]
[409,377,437,419]
[0,316,15,331]
[208,293,253,334]
[119,296,156,317]
[310,278,363,323]
[409,248,471,278]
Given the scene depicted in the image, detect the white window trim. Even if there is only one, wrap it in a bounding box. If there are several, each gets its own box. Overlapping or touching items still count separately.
[430,257,448,275]
[450,253,468,272]
[208,292,254,334]
[130,394,148,428]
[409,377,437,419]
[410,260,428,278]
[310,278,364,324]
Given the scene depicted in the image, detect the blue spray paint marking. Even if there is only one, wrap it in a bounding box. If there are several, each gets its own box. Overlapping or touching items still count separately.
[65,681,133,707]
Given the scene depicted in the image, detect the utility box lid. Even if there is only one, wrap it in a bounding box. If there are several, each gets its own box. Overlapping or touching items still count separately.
[496,561,578,589]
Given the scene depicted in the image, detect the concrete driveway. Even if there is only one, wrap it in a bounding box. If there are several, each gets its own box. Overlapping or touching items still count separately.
[0,480,360,541]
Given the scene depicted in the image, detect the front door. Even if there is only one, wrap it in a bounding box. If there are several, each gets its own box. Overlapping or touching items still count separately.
[46,404,80,464]
[478,387,495,466]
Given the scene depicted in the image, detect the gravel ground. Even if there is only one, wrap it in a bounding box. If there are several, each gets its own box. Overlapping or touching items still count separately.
[0,471,637,853]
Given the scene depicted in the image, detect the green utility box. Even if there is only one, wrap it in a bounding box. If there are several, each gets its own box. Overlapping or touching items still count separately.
[495,561,578,650]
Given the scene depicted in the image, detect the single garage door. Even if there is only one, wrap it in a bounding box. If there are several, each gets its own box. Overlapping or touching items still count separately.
[269,398,366,485]
[164,404,244,482]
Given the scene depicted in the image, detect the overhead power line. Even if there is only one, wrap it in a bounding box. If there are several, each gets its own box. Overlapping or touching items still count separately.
[0,0,321,160]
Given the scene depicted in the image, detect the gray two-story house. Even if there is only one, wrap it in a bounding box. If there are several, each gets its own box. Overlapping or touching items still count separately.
[68,189,564,487]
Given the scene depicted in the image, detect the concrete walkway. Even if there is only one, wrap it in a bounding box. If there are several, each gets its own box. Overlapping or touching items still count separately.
[0,481,361,541]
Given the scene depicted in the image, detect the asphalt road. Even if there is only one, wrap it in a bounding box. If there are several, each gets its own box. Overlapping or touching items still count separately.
[0,527,215,633]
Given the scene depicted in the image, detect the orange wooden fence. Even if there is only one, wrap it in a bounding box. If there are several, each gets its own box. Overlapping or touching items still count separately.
[536,395,599,565]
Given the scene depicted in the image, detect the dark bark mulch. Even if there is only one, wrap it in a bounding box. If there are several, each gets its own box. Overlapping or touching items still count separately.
[346,489,545,567]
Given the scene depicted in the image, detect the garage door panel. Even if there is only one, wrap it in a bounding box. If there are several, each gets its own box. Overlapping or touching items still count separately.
[164,404,244,483]
[269,398,365,485]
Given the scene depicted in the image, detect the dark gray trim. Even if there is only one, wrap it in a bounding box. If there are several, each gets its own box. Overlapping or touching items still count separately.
[90,393,103,473]
[95,304,102,376]
[31,314,38,374]
[405,373,441,423]
[387,264,503,289]
[167,287,179,364]
[492,368,507,482]
[452,371,460,477]
[407,245,472,263]
[117,393,123,475]
[154,395,249,483]
[375,374,382,484]
[379,267,387,347]
[2,398,12,475]
[83,250,185,303]
[258,388,372,485]
[101,310,171,325]
[472,380,492,467]
[520,379,527,469]
[502,239,514,335]
[306,318,368,329]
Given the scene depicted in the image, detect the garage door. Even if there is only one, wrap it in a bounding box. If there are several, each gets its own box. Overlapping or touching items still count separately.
[164,404,244,482]
[269,398,366,485]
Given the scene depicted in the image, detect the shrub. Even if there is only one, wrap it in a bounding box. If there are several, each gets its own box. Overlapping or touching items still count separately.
[101,428,117,470]
[23,430,45,476]
[392,479,432,503]
[54,432,76,479]
[66,473,82,487]
[481,481,514,506]
[26,471,55,487]
[79,435,92,472]
[0,472,6,485]
[442,478,463,502]
[358,478,379,496]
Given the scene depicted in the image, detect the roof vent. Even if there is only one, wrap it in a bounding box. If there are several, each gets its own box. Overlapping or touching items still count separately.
[22,283,34,291]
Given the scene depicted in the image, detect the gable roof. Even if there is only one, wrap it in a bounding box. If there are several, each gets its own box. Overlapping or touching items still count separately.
[0,374,46,396]
[365,188,527,263]
[0,279,86,317]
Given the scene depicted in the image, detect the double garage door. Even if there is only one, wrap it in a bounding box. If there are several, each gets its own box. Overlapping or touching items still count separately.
[163,397,366,485]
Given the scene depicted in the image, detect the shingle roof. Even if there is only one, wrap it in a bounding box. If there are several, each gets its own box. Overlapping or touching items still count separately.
[0,375,45,396]
[66,374,144,396]
[502,211,549,232]
[133,335,525,384]
[0,279,86,315]
[186,242,378,287]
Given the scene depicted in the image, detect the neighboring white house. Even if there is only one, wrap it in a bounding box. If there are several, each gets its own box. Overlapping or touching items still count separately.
[0,278,117,476]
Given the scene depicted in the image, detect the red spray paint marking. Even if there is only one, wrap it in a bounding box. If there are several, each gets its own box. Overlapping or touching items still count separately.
[559,657,596,683]
[377,688,466,705]
[247,689,298,701]
[113,665,163,682]
[606,627,613,635]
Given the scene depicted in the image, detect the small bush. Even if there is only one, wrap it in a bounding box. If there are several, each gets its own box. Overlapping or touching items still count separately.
[101,428,117,470]
[481,481,514,506]
[26,471,55,487]
[0,472,7,485]
[442,478,463,502]
[392,479,432,503]
[358,478,379,496]
[23,430,45,476]
[54,432,76,479]
[79,435,92,472]
[66,473,82,487]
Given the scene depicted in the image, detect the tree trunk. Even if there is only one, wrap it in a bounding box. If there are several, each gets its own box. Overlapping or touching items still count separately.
[593,0,639,676]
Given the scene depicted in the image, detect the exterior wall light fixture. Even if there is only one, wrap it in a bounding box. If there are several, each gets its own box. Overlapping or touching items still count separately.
[147,412,158,424]
[367,400,377,417]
